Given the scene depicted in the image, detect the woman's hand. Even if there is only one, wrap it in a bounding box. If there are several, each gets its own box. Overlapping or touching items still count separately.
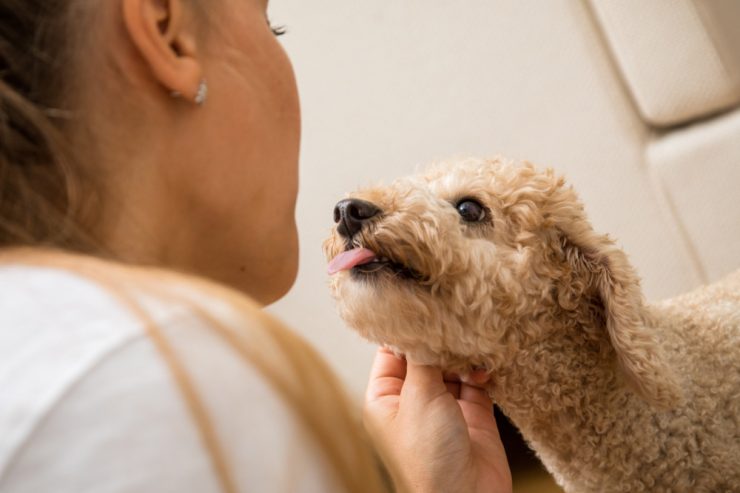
[364,348,512,493]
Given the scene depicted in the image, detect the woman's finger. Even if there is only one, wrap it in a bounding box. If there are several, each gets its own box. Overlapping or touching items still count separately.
[458,384,498,435]
[369,347,406,380]
[465,368,491,386]
[366,347,407,401]
[402,360,448,401]
[459,382,494,410]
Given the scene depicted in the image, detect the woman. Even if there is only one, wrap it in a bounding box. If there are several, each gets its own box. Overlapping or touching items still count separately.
[0,1,512,492]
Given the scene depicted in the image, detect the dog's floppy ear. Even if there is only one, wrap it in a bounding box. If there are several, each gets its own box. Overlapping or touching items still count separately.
[548,188,683,409]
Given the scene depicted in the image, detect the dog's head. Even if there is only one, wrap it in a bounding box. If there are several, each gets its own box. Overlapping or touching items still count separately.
[324,157,681,406]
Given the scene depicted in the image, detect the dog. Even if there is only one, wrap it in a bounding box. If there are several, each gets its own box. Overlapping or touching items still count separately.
[323,157,740,493]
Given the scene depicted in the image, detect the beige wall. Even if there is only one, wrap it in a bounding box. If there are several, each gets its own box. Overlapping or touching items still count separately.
[267,0,725,397]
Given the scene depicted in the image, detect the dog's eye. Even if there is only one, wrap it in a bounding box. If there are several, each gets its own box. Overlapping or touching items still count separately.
[456,199,486,222]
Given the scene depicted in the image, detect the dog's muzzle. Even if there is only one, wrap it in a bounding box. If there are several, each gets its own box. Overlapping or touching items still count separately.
[333,198,381,239]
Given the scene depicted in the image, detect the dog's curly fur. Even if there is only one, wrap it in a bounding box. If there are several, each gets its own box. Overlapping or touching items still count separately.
[324,157,740,493]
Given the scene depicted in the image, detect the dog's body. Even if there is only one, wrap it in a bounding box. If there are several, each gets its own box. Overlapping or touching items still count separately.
[493,272,740,493]
[324,158,740,493]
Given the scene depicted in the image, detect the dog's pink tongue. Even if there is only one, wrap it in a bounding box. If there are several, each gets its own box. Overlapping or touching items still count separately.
[328,248,377,275]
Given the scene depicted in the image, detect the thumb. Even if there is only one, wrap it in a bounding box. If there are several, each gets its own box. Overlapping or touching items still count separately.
[402,359,447,401]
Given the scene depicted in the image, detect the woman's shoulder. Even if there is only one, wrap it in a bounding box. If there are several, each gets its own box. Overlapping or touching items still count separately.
[0,260,258,421]
[0,257,272,356]
[0,259,339,493]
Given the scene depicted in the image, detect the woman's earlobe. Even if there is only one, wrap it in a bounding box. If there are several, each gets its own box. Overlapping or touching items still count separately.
[121,0,203,103]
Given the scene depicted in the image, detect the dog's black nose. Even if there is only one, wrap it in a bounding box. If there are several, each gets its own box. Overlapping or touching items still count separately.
[334,199,380,238]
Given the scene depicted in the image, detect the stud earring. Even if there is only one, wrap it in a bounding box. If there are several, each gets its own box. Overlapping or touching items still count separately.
[170,79,208,106]
[194,79,208,106]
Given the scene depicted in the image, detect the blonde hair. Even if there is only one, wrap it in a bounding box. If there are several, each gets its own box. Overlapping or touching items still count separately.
[0,247,397,493]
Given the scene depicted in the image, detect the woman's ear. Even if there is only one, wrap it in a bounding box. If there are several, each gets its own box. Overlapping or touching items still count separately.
[121,0,203,101]
[548,185,683,409]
